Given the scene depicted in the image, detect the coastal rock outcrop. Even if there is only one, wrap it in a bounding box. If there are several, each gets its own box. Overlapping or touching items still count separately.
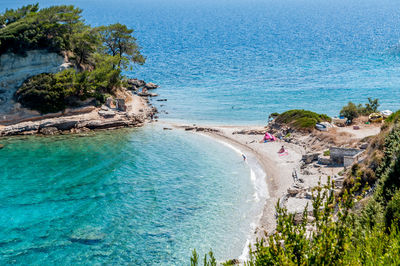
[145,82,159,90]
[127,78,146,88]
[40,127,59,135]
[0,50,70,121]
[0,94,156,137]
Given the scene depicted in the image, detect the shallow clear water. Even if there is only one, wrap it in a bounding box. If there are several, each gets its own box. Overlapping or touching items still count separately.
[1,0,400,264]
[0,126,261,265]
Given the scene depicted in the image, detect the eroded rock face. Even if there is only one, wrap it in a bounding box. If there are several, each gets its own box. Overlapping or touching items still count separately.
[40,127,59,135]
[0,50,69,120]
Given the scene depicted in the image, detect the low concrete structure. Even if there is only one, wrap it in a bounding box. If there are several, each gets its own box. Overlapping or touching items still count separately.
[330,147,364,167]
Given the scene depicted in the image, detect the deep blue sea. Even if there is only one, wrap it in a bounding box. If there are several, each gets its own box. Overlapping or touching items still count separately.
[1,0,400,264]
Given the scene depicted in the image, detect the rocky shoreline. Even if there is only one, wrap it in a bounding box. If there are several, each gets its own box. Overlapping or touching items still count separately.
[0,80,160,137]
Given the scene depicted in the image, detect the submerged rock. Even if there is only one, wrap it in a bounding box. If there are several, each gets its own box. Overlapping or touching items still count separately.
[69,226,105,245]
[0,144,3,149]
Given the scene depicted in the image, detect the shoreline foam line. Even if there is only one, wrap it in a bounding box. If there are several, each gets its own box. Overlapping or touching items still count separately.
[194,131,269,262]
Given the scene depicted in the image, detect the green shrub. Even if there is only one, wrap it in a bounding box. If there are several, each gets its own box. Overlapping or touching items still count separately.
[340,98,380,123]
[269,112,280,119]
[340,102,358,122]
[16,72,70,113]
[385,110,400,125]
[385,190,400,229]
[274,109,331,130]
[16,57,122,113]
[323,150,330,156]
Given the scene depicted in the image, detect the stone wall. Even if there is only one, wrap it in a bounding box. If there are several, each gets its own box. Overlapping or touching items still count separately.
[330,147,363,166]
[344,151,365,167]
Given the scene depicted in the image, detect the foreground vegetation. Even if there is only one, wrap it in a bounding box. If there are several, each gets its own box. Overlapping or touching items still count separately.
[0,4,144,113]
[193,110,400,265]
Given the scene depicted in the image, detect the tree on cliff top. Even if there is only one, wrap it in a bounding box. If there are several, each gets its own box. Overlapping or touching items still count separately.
[97,23,146,68]
[0,4,83,54]
[0,4,39,25]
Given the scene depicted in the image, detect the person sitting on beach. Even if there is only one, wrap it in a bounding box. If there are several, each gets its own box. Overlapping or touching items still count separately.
[278,145,285,154]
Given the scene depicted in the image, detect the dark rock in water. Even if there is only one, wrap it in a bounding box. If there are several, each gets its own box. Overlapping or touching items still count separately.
[138,92,158,97]
[69,226,105,245]
[156,99,167,102]
[145,82,159,90]
[163,127,172,130]
[127,78,145,87]
[0,144,4,149]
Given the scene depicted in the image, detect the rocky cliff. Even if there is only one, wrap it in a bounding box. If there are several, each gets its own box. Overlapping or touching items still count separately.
[0,50,70,122]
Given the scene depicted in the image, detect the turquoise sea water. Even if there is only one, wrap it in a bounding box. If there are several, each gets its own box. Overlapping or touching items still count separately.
[1,0,400,264]
[0,126,263,264]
